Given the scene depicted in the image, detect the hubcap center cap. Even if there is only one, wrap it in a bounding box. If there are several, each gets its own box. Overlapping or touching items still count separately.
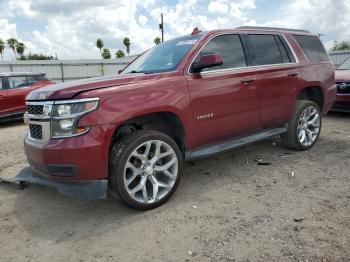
[144,166,153,176]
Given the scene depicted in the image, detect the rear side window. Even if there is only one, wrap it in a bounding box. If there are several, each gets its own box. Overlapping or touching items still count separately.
[8,76,28,89]
[192,34,247,72]
[247,34,283,65]
[293,35,329,62]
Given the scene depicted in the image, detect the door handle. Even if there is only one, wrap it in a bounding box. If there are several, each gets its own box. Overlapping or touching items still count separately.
[287,73,299,77]
[241,78,255,84]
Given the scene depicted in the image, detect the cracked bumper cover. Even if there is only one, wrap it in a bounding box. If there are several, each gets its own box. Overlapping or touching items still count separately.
[8,166,108,200]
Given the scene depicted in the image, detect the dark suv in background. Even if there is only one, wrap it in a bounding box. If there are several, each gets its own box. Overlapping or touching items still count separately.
[0,72,54,122]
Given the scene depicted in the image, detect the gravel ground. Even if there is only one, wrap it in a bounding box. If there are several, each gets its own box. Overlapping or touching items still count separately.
[0,113,349,262]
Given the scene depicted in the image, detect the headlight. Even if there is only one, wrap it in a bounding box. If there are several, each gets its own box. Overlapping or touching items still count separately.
[51,98,99,138]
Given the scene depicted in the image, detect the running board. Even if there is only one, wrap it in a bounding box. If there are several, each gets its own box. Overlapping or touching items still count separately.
[185,127,287,161]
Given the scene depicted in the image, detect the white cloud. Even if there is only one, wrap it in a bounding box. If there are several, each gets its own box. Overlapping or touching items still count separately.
[138,15,149,26]
[208,1,229,14]
[0,0,349,59]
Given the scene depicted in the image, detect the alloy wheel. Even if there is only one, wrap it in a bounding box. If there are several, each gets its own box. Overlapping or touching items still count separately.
[123,140,178,204]
[297,105,320,146]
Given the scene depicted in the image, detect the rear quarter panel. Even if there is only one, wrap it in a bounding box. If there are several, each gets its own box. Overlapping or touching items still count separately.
[285,34,336,114]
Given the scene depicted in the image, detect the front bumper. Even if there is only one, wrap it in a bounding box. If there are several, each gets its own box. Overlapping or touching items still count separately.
[24,124,116,181]
[6,167,107,199]
[332,94,350,112]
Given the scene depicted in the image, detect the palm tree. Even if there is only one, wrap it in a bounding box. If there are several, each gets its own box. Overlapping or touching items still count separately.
[0,39,5,61]
[102,48,111,59]
[154,37,161,45]
[16,42,26,58]
[115,50,125,58]
[123,37,131,56]
[7,38,18,59]
[96,39,104,59]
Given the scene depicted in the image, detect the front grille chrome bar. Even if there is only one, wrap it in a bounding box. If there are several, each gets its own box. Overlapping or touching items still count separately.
[25,102,53,143]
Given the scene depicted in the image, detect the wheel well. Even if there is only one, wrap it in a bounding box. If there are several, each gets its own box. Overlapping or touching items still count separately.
[111,112,186,156]
[297,86,324,110]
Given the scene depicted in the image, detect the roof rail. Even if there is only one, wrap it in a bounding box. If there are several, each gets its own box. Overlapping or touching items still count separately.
[236,26,310,33]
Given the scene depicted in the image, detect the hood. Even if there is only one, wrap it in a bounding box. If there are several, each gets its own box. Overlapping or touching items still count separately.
[335,70,350,82]
[26,73,163,101]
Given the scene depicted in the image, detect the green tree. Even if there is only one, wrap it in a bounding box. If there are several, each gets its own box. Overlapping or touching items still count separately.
[115,49,125,58]
[21,53,55,60]
[331,41,350,51]
[7,38,18,59]
[96,39,104,58]
[102,48,111,59]
[154,37,161,45]
[16,42,25,57]
[123,37,131,56]
[0,39,5,61]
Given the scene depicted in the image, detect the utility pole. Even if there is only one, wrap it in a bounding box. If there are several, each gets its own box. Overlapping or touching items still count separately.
[159,13,164,42]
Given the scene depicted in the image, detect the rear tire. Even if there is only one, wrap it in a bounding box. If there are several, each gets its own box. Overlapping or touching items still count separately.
[281,100,322,151]
[109,130,183,210]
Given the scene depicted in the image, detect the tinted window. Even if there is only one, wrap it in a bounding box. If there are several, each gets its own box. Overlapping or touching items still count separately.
[248,34,283,65]
[8,76,28,89]
[0,78,3,91]
[293,35,329,62]
[192,34,247,72]
[275,36,291,63]
[278,36,296,63]
[27,76,38,86]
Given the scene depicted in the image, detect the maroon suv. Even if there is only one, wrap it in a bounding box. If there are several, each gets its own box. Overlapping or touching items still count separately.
[333,57,350,112]
[20,26,335,210]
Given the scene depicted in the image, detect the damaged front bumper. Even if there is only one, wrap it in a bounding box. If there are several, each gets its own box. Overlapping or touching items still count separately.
[2,167,108,200]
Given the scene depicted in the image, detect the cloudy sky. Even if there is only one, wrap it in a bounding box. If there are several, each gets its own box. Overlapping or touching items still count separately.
[0,0,349,60]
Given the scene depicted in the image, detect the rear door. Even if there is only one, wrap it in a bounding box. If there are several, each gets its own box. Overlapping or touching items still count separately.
[186,34,260,146]
[244,33,303,127]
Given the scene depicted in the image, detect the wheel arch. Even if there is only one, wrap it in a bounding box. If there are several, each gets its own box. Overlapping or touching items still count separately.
[296,86,324,111]
[110,111,187,157]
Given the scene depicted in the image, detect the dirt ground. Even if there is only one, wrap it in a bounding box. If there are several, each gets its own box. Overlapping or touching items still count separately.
[0,113,349,262]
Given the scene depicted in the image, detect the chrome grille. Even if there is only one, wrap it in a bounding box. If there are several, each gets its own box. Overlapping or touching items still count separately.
[25,101,53,143]
[29,124,43,139]
[27,105,44,115]
[336,82,350,94]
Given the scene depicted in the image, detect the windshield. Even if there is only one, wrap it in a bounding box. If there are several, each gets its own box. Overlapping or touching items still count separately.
[122,35,201,74]
[338,57,350,70]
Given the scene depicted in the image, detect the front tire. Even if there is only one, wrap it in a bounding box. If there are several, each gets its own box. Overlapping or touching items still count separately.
[281,100,322,151]
[109,130,183,210]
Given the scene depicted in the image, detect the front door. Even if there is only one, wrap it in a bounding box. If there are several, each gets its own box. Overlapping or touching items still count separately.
[0,77,8,116]
[5,75,30,114]
[186,34,260,147]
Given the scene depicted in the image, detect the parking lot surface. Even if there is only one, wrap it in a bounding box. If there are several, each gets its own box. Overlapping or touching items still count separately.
[0,113,349,261]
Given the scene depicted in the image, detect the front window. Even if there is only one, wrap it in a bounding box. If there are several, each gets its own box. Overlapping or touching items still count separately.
[122,35,201,74]
[338,58,350,70]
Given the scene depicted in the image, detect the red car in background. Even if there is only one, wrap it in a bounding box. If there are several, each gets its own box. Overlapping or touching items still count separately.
[0,72,55,122]
[333,58,350,112]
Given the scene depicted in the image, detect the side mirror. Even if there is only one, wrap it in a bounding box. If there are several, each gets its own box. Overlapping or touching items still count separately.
[118,69,123,75]
[192,54,223,72]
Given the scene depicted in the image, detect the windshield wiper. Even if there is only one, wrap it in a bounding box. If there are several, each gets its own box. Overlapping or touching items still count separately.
[128,70,152,74]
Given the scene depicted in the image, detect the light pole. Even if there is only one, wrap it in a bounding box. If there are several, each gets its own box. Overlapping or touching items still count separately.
[159,13,164,42]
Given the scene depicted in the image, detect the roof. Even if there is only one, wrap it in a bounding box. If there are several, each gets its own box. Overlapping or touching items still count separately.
[0,72,45,77]
[235,26,311,34]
